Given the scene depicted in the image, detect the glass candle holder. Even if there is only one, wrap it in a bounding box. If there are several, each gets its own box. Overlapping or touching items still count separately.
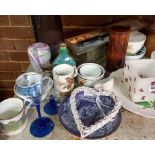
[106,26,131,72]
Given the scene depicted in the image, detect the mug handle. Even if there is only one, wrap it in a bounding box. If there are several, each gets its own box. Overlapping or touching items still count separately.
[73,66,78,77]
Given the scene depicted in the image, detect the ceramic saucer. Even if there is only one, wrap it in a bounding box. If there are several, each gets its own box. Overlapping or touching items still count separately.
[110,69,155,118]
[125,46,146,60]
[58,95,121,139]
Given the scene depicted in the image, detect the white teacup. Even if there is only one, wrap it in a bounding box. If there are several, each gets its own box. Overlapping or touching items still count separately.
[127,31,146,55]
[52,64,77,97]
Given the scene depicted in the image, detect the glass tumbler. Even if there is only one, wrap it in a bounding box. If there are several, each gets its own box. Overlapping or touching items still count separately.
[106,26,131,72]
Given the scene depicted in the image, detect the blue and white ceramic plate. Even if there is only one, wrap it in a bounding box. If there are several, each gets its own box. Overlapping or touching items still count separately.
[58,95,121,139]
[125,46,146,60]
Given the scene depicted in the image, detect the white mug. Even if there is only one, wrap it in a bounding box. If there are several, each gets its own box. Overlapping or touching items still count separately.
[52,64,77,97]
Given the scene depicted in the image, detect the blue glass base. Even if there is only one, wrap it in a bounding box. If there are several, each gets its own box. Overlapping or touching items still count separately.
[44,96,58,115]
[30,117,54,138]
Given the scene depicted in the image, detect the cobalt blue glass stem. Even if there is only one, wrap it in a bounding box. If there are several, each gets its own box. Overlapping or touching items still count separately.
[34,96,42,119]
[44,95,58,115]
[30,96,55,138]
[36,104,42,119]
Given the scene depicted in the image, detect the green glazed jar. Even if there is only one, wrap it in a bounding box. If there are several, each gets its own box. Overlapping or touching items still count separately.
[53,43,76,66]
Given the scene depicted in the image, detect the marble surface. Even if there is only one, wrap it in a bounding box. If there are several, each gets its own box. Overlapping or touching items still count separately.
[1,65,155,140]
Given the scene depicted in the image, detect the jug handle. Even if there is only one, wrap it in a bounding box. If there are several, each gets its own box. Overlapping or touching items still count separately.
[73,66,77,77]
[0,124,5,135]
[23,98,32,115]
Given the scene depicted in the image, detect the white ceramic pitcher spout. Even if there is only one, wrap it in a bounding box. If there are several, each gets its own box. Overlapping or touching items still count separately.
[94,78,114,91]
[23,98,33,115]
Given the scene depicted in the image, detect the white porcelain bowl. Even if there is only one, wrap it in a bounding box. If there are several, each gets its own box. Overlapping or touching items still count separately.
[78,63,105,79]
[127,31,146,55]
[77,63,105,87]
[79,63,103,78]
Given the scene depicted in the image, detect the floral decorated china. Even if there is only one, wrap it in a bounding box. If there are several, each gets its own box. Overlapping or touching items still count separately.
[0,98,31,136]
[77,73,104,87]
[123,59,155,102]
[52,64,77,98]
[109,69,155,118]
[127,31,146,55]
[59,87,121,139]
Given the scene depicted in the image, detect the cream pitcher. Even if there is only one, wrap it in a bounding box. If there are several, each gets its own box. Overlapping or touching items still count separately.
[0,98,31,136]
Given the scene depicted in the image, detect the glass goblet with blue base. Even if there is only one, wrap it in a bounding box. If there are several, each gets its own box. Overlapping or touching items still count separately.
[29,95,54,138]
[15,72,54,138]
[44,95,58,116]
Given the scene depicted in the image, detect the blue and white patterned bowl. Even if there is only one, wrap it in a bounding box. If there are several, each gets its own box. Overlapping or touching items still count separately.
[59,94,121,139]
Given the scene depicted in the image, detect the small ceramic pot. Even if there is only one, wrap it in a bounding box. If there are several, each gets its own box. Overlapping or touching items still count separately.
[52,64,77,97]
[0,98,31,136]
[77,63,105,87]
[14,72,53,102]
